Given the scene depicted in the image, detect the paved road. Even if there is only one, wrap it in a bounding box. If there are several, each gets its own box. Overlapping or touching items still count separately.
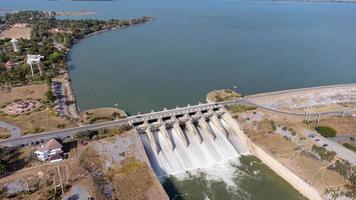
[0,121,21,139]
[246,83,356,98]
[0,97,354,146]
[0,101,226,146]
[304,131,356,164]
[242,100,355,117]
[329,135,356,143]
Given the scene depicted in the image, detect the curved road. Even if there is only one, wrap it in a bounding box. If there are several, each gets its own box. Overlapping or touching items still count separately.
[0,121,21,139]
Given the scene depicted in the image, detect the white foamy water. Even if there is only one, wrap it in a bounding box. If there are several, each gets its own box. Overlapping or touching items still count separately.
[140,119,247,186]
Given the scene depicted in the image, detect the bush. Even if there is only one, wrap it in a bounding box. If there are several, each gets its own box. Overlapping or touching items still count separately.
[89,116,113,124]
[56,123,65,129]
[76,130,97,141]
[45,89,56,102]
[343,143,356,152]
[228,105,257,113]
[315,126,337,137]
[311,145,336,161]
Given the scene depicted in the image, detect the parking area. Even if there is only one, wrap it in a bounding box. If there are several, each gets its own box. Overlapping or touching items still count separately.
[52,81,69,118]
[304,131,356,164]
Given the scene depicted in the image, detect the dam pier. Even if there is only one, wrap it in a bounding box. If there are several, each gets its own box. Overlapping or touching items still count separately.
[134,107,248,178]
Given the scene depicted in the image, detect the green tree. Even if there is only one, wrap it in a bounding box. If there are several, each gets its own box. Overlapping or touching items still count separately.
[45,89,56,102]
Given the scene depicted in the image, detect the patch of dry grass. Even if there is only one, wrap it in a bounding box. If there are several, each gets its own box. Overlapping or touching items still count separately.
[318,116,356,135]
[0,108,76,134]
[80,108,126,124]
[108,157,156,200]
[0,25,31,39]
[0,127,10,139]
[207,89,241,102]
[238,113,348,193]
[0,84,47,107]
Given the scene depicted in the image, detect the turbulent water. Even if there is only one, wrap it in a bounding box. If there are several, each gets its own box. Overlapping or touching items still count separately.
[140,120,245,177]
[140,119,306,199]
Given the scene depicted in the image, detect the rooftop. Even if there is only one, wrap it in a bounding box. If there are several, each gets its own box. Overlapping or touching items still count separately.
[44,138,63,150]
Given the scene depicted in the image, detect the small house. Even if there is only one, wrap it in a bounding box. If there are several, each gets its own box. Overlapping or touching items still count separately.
[27,54,44,65]
[10,38,19,52]
[5,61,16,69]
[35,138,63,162]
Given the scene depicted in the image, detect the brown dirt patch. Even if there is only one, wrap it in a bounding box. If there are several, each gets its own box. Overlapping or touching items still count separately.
[107,157,161,200]
[0,25,31,39]
[0,84,47,107]
[0,127,10,139]
[80,133,168,200]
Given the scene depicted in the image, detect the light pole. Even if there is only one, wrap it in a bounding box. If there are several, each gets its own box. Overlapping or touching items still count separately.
[233,85,237,93]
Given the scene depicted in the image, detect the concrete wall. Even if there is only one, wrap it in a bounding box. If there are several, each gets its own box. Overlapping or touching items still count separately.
[133,130,169,200]
[222,113,323,200]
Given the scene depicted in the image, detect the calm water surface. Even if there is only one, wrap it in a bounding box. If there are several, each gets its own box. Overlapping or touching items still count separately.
[2,0,356,114]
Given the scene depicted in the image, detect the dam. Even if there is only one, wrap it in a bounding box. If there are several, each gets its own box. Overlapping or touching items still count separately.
[135,108,248,178]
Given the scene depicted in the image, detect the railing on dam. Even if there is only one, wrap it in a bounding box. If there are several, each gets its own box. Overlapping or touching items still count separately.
[0,101,234,146]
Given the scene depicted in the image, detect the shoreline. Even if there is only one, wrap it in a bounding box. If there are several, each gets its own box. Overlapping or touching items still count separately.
[64,17,153,120]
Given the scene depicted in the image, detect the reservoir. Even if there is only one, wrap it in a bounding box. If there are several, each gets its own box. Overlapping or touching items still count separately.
[65,0,356,114]
[2,0,355,114]
[1,0,355,199]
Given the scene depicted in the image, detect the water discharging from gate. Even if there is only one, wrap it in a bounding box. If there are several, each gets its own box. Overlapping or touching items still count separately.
[139,118,247,178]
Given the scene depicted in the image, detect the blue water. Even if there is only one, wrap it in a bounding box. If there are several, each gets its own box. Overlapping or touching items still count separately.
[2,0,356,114]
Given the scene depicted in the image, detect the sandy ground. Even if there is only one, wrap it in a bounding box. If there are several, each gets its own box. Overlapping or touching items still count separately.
[235,109,350,196]
[0,25,31,39]
[247,84,356,111]
[0,84,47,107]
[55,11,96,17]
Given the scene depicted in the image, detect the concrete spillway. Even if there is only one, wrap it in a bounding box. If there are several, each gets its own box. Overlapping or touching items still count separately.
[198,118,216,140]
[211,115,229,137]
[159,124,175,150]
[146,127,161,154]
[139,117,246,177]
[186,119,203,143]
[173,123,189,146]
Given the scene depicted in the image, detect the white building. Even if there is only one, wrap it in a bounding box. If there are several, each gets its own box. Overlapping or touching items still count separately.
[27,54,44,65]
[10,38,19,52]
[35,138,63,162]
